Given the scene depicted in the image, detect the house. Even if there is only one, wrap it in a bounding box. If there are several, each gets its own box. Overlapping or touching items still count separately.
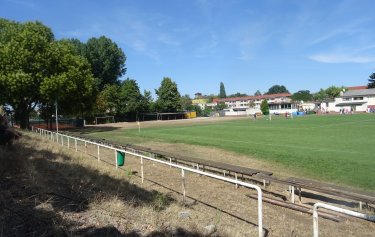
[212,93,298,116]
[335,88,375,112]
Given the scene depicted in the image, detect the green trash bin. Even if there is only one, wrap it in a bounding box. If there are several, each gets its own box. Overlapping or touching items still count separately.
[117,151,125,166]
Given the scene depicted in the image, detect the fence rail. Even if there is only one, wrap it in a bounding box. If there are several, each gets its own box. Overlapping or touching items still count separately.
[32,127,264,237]
[313,202,375,237]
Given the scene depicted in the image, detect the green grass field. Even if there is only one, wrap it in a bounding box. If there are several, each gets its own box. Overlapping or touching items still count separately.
[87,114,375,191]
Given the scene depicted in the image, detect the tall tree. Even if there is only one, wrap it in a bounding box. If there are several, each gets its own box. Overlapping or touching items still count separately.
[82,36,126,90]
[0,19,95,128]
[254,90,262,96]
[260,100,269,115]
[155,77,181,112]
[368,73,375,88]
[119,79,147,118]
[291,90,313,102]
[219,82,227,98]
[265,85,289,94]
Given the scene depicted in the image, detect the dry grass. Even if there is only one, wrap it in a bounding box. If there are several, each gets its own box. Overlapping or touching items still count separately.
[1,132,374,237]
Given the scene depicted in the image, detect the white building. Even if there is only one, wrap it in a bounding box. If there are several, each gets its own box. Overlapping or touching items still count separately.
[213,93,298,116]
[335,88,375,112]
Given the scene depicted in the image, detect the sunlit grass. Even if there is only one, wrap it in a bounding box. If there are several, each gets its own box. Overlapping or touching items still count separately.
[88,114,375,191]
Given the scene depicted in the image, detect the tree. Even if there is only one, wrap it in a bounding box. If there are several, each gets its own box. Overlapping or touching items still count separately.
[95,84,121,115]
[254,90,262,96]
[313,88,327,101]
[228,92,248,98]
[312,86,345,101]
[265,85,289,94]
[219,82,227,98]
[291,90,313,102]
[325,86,344,99]
[368,73,375,88]
[0,19,95,128]
[155,77,181,112]
[0,19,54,128]
[73,36,126,91]
[180,94,193,111]
[118,79,147,118]
[39,40,96,118]
[215,102,227,111]
[143,90,153,113]
[260,100,269,115]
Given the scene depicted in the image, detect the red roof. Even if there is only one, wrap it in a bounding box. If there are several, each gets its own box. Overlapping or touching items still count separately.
[347,86,367,91]
[213,93,291,103]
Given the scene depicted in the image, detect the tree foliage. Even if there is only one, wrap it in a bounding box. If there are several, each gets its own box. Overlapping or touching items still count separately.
[219,82,227,98]
[67,36,126,91]
[254,90,262,96]
[118,79,148,117]
[313,86,345,101]
[180,94,193,111]
[291,90,313,102]
[0,19,95,128]
[95,84,121,115]
[265,85,289,94]
[368,73,375,88]
[155,77,181,112]
[260,100,269,115]
[228,92,248,98]
[215,102,227,111]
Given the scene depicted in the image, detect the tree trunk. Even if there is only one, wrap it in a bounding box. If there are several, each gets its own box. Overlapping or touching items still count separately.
[19,112,30,129]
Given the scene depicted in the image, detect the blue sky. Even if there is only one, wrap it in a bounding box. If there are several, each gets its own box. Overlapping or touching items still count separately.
[2,0,375,97]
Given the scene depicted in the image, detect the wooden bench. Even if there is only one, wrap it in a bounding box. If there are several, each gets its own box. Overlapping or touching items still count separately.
[119,143,273,186]
[285,177,375,208]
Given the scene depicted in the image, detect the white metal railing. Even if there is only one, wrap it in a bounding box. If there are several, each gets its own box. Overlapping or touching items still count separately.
[313,202,375,237]
[32,127,264,237]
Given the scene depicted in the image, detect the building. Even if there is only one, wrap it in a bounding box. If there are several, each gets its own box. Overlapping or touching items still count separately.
[335,88,375,112]
[212,93,298,115]
[191,98,209,110]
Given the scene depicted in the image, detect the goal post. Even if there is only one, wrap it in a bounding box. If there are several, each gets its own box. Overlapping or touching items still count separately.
[95,116,115,125]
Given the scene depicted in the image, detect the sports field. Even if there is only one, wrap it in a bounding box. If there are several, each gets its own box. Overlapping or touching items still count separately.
[87,114,375,191]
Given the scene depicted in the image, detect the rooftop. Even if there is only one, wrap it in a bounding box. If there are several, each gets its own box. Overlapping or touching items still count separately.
[342,88,375,97]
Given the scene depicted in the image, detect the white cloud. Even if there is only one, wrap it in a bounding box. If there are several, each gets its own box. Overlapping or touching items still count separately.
[308,53,375,63]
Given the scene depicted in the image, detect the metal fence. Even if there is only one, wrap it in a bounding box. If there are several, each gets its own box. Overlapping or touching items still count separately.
[313,202,375,237]
[32,127,264,237]
[32,127,375,237]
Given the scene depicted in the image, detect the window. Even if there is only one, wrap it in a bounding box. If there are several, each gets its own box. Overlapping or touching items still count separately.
[354,97,363,100]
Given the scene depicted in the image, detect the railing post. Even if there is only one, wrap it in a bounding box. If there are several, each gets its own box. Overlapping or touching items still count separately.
[67,137,70,149]
[75,139,77,152]
[181,169,186,203]
[235,173,238,189]
[115,150,118,169]
[291,186,295,204]
[141,157,144,184]
[97,145,100,161]
[84,141,87,153]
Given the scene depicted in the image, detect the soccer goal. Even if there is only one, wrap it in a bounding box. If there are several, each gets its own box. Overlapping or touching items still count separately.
[95,116,115,125]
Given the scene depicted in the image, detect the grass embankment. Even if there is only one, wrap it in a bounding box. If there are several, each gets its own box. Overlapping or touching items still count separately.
[0,134,206,236]
[88,114,375,191]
